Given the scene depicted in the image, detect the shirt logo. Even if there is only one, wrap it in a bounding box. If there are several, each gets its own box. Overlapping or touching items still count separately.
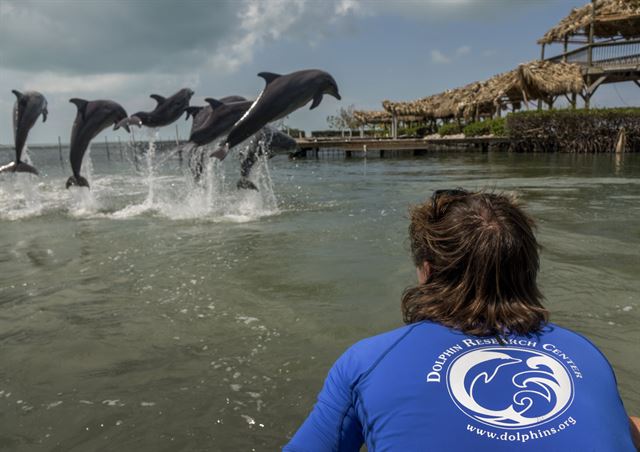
[446,347,574,429]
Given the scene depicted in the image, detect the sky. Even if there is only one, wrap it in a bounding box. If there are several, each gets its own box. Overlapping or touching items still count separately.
[1,0,639,144]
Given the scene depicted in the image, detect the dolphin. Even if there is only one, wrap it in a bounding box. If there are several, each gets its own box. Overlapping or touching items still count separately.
[185,95,248,137]
[116,88,194,130]
[237,127,298,190]
[0,90,48,175]
[188,98,253,147]
[185,96,253,181]
[66,99,130,189]
[211,69,340,160]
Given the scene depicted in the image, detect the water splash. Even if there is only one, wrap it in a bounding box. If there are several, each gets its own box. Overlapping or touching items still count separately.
[144,129,158,207]
[68,146,100,216]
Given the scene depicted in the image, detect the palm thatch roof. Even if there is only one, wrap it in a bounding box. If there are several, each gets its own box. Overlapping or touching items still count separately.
[353,110,425,126]
[459,70,521,120]
[538,0,640,44]
[353,110,391,125]
[517,60,584,100]
[381,61,584,121]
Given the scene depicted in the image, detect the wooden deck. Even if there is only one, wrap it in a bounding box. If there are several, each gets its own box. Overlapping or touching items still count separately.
[294,136,509,157]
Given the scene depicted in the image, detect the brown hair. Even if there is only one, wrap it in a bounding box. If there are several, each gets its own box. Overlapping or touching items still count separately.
[402,190,548,336]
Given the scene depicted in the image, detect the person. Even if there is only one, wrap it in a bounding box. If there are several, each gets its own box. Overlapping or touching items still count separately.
[284,189,639,451]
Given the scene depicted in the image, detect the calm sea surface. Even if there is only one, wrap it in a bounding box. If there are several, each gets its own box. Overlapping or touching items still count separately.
[0,143,639,451]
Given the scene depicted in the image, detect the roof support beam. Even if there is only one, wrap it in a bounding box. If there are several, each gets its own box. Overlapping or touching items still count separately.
[587,75,608,96]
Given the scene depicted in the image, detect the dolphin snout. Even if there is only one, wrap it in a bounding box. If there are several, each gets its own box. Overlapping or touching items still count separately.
[114,121,131,133]
[114,116,140,132]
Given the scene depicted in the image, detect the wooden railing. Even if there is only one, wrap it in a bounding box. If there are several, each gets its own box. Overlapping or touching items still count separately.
[548,39,640,68]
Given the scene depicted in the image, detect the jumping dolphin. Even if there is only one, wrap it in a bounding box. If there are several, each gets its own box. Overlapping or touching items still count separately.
[211,69,340,160]
[67,99,130,189]
[185,95,248,137]
[116,88,194,130]
[188,98,253,147]
[0,90,48,175]
[237,127,298,190]
[185,96,253,181]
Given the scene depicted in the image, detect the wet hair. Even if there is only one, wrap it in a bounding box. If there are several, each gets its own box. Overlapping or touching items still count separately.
[402,190,548,336]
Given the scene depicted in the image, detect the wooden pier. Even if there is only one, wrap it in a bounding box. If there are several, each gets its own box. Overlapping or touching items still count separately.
[293,136,509,158]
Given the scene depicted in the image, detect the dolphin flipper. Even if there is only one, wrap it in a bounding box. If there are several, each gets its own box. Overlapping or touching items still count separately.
[11,90,23,100]
[310,92,323,110]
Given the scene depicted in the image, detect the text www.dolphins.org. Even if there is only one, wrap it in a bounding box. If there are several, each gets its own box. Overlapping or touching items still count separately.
[466,417,576,443]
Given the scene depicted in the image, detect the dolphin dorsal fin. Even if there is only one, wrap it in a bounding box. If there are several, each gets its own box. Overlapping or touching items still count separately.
[70,98,89,120]
[257,72,281,85]
[11,89,23,100]
[205,98,224,109]
[150,94,166,105]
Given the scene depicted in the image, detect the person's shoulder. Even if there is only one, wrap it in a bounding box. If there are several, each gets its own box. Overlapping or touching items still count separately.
[542,322,613,363]
[544,322,603,348]
[335,323,427,378]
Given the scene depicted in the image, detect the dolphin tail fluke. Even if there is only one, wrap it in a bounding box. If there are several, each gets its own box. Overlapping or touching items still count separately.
[0,161,39,175]
[236,177,259,191]
[0,161,17,173]
[210,144,229,160]
[65,175,90,190]
[14,162,39,175]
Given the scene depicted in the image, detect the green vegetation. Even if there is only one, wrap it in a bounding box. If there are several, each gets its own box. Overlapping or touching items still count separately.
[463,118,506,137]
[438,123,462,136]
[399,124,432,137]
[506,107,640,152]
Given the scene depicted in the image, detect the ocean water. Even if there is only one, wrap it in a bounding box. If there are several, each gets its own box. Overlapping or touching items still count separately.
[0,144,638,451]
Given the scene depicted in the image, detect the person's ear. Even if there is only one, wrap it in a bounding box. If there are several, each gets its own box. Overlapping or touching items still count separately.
[417,261,431,285]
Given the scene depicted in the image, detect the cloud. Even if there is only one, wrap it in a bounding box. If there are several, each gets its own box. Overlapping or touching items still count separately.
[431,50,451,64]
[456,46,472,56]
[360,0,537,21]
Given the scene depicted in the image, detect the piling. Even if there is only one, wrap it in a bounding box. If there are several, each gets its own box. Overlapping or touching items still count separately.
[57,136,64,168]
[118,136,124,161]
[105,136,111,161]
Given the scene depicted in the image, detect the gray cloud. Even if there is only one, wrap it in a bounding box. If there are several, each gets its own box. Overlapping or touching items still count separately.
[0,0,238,74]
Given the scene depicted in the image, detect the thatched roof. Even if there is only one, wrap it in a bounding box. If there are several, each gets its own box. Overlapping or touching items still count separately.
[538,0,640,44]
[353,110,425,126]
[381,60,584,121]
[459,70,521,119]
[517,60,584,100]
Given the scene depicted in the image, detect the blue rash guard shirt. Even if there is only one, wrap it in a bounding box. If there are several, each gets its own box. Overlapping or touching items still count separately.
[284,321,634,452]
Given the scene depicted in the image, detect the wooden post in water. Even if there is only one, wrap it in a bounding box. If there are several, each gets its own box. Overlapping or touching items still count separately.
[118,136,123,161]
[175,123,183,166]
[104,136,111,161]
[131,127,140,171]
[538,43,546,111]
[57,136,64,168]
[585,0,596,109]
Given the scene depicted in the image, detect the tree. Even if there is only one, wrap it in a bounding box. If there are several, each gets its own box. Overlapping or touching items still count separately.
[326,105,358,137]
